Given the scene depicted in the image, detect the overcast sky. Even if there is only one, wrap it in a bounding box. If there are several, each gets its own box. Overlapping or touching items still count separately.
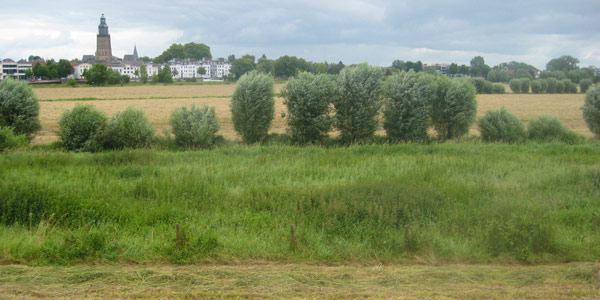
[1,0,598,69]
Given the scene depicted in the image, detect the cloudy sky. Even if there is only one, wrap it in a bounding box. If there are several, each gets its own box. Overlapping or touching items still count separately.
[1,0,598,69]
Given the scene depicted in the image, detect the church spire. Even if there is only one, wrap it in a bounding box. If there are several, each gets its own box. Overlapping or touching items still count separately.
[133,45,138,60]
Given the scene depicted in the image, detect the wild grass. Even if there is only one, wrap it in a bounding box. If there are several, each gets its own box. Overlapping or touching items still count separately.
[1,142,599,265]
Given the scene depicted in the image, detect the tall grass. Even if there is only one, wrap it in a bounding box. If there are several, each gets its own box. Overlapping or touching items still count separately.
[1,142,599,264]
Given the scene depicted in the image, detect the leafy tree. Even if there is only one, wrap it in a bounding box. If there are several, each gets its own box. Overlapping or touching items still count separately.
[392,60,406,71]
[561,79,578,93]
[83,64,109,85]
[531,80,543,94]
[231,55,256,79]
[282,72,336,144]
[197,67,206,76]
[104,107,154,149]
[470,56,491,77]
[509,79,522,93]
[45,61,59,79]
[459,64,470,75]
[430,78,477,140]
[230,71,274,143]
[0,78,41,137]
[274,55,310,78]
[32,62,50,79]
[448,63,459,75]
[470,56,485,68]
[312,62,328,74]
[487,68,509,82]
[24,69,33,79]
[139,65,148,84]
[332,63,383,143]
[546,78,559,93]
[256,55,275,74]
[514,69,531,79]
[328,61,345,75]
[383,71,435,142]
[170,104,220,149]
[492,83,505,94]
[56,59,74,78]
[579,79,593,94]
[583,85,600,136]
[227,54,236,63]
[567,69,594,84]
[154,42,211,63]
[478,107,526,143]
[138,56,152,63]
[157,64,173,83]
[58,104,107,152]
[520,79,530,93]
[546,55,579,72]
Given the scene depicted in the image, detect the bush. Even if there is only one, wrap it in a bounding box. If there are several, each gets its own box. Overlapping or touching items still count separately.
[430,78,477,140]
[561,79,577,93]
[281,72,336,144]
[483,80,493,94]
[580,79,593,94]
[170,104,220,148]
[477,108,526,143]
[0,126,28,151]
[555,80,565,93]
[530,80,543,94]
[104,107,154,149]
[66,78,77,87]
[546,78,558,93]
[471,77,486,93]
[0,77,41,137]
[583,85,600,136]
[509,79,521,93]
[383,71,434,142]
[332,63,383,143]
[520,79,530,94]
[492,83,505,94]
[539,79,548,93]
[527,115,581,144]
[231,71,275,143]
[58,104,107,152]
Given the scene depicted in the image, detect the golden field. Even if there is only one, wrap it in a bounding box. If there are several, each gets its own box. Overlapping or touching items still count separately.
[31,84,591,145]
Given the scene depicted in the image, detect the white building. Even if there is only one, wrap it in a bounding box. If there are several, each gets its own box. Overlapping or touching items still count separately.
[73,63,92,79]
[1,59,32,80]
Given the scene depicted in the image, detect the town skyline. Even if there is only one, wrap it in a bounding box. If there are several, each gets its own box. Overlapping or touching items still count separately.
[0,1,598,69]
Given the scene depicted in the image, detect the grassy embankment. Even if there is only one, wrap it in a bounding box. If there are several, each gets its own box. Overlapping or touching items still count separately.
[1,142,599,265]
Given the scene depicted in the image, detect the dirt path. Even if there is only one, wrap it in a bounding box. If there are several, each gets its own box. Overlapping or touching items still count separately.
[1,263,598,299]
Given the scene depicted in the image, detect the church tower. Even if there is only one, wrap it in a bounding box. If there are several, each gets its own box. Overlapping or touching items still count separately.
[95,13,113,63]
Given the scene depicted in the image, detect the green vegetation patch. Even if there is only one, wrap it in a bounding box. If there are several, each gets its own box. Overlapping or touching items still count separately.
[1,142,599,264]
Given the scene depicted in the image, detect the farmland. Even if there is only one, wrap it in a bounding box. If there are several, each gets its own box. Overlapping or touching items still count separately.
[30,85,592,145]
[1,83,599,298]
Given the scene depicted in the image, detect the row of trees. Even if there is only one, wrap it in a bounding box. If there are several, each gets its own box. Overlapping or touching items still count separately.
[230,54,346,79]
[232,66,477,144]
[29,60,74,80]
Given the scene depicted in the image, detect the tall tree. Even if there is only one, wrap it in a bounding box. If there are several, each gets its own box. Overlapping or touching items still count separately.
[139,65,148,83]
[448,63,459,75]
[546,55,579,72]
[231,55,256,79]
[56,59,74,78]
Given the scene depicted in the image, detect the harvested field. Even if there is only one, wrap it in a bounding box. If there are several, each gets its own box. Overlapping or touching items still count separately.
[31,85,591,145]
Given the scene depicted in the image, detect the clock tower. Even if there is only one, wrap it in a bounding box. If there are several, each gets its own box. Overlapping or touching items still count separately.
[95,13,112,63]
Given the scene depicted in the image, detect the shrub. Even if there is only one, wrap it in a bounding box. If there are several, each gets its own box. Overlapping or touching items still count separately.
[104,107,155,149]
[520,79,530,94]
[170,104,220,148]
[281,72,336,144]
[583,85,600,136]
[0,126,28,151]
[539,79,548,93]
[383,71,434,142]
[483,80,493,94]
[0,77,41,137]
[580,79,593,94]
[561,79,577,94]
[527,115,581,144]
[58,104,107,152]
[231,71,275,143]
[430,78,477,140]
[471,77,486,93]
[555,80,565,93]
[66,78,77,87]
[546,78,558,93]
[332,63,383,143]
[477,108,526,143]
[530,80,543,94]
[508,79,521,93]
[492,83,505,94]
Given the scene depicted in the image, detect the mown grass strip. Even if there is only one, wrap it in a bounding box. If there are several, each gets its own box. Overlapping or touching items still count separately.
[0,263,598,299]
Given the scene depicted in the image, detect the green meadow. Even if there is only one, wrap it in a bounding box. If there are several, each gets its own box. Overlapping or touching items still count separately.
[1,141,599,265]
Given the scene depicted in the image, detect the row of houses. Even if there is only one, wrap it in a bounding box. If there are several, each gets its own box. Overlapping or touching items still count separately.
[0,59,32,80]
[72,58,232,81]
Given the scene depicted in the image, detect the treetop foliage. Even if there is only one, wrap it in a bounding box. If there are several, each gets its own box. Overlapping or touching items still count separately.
[154,42,211,63]
[546,55,579,72]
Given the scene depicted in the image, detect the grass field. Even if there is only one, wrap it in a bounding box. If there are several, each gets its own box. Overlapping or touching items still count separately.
[1,263,598,299]
[30,85,591,145]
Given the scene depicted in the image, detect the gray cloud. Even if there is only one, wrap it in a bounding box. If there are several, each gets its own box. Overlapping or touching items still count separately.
[1,0,599,69]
